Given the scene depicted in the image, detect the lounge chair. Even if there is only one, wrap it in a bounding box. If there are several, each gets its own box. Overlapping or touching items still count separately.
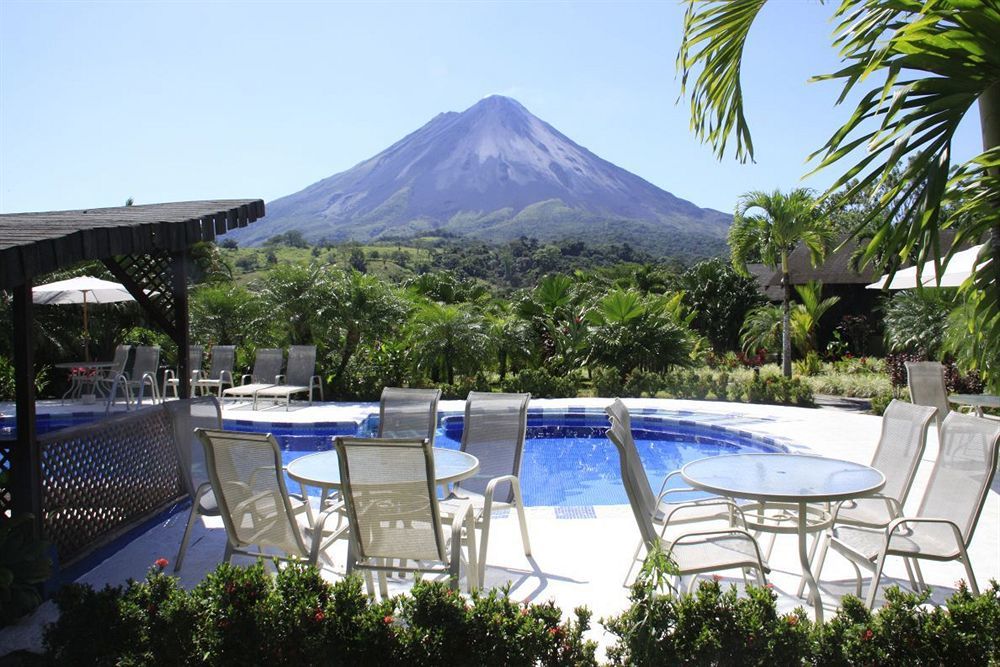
[796,399,937,597]
[162,345,205,399]
[104,345,160,411]
[335,436,478,597]
[197,428,342,567]
[446,391,531,588]
[222,347,283,404]
[906,361,951,432]
[820,411,1000,607]
[606,398,769,592]
[252,345,323,410]
[377,387,441,440]
[192,345,235,397]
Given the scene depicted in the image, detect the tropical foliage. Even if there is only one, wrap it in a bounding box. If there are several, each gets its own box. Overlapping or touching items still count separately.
[678,0,1000,391]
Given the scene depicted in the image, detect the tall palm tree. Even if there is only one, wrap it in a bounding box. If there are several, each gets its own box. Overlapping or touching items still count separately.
[678,0,1000,388]
[729,189,834,377]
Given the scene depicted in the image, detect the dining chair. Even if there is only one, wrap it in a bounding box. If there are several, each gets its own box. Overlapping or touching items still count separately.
[197,428,341,568]
[447,391,531,588]
[162,345,205,399]
[606,398,769,591]
[797,399,936,597]
[335,436,478,597]
[192,345,236,398]
[378,387,442,441]
[104,345,160,411]
[906,361,951,432]
[819,411,1000,608]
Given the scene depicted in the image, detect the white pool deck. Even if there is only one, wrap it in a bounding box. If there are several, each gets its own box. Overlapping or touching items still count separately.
[2,397,998,655]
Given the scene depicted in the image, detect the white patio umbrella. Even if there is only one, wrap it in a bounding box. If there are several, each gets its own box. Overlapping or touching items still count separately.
[32,276,137,360]
[866,244,987,290]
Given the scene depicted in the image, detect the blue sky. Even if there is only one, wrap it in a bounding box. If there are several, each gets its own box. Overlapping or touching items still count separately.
[0,0,985,217]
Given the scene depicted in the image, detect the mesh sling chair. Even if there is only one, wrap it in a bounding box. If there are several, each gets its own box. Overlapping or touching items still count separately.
[198,428,344,568]
[167,396,222,571]
[105,345,161,411]
[378,387,442,441]
[796,399,937,597]
[606,399,768,592]
[162,345,205,399]
[335,436,478,597]
[91,343,131,402]
[192,345,236,398]
[223,347,284,404]
[820,411,1000,608]
[445,391,531,588]
[906,361,951,432]
[253,345,323,410]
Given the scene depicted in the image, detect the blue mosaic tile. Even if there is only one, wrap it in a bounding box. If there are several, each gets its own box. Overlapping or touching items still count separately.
[555,506,597,519]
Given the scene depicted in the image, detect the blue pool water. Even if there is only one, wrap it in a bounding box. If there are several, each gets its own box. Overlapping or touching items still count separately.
[2,408,785,507]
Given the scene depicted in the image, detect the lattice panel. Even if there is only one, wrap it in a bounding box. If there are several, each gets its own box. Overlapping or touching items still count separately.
[116,249,177,328]
[0,443,11,517]
[40,407,183,564]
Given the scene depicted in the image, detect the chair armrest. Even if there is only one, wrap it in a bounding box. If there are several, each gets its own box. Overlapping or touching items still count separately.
[483,474,520,515]
[655,470,682,499]
[275,374,286,384]
[163,369,176,382]
[308,505,350,563]
[663,498,745,531]
[669,527,769,569]
[241,374,253,385]
[830,493,903,525]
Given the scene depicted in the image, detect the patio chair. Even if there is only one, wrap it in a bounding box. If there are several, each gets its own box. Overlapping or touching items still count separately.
[819,411,1000,608]
[335,436,478,597]
[166,396,222,571]
[89,344,131,400]
[222,347,284,404]
[446,391,531,588]
[606,398,769,591]
[192,345,236,397]
[378,387,442,441]
[906,361,951,431]
[162,345,205,399]
[252,345,323,410]
[197,428,342,567]
[796,399,937,597]
[104,345,161,411]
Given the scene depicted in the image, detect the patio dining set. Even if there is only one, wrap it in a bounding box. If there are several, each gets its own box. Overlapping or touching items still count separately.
[171,389,533,599]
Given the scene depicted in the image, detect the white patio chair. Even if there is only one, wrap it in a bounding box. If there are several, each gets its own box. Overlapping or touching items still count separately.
[91,344,131,400]
[819,411,1000,608]
[906,361,951,431]
[104,345,160,411]
[162,345,204,399]
[606,398,769,592]
[166,396,222,571]
[378,387,442,441]
[198,428,342,568]
[446,391,531,588]
[192,345,236,397]
[335,436,478,597]
[797,399,936,597]
[222,347,283,404]
[253,345,323,410]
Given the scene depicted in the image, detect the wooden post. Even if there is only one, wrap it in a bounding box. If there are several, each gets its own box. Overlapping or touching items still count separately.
[11,281,42,535]
[171,250,191,399]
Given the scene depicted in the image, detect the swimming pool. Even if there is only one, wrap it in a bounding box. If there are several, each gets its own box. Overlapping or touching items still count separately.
[2,407,786,507]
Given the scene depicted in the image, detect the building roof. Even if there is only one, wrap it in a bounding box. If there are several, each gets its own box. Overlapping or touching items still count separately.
[762,237,880,288]
[0,199,264,289]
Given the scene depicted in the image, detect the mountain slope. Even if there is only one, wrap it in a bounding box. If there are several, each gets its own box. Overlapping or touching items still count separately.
[233,96,730,254]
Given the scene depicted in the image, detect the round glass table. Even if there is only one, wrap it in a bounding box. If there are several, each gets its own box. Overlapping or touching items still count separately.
[949,393,1000,418]
[681,453,885,622]
[287,447,480,491]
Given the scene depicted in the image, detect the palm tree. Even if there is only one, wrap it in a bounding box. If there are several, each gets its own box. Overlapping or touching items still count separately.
[729,189,834,377]
[678,0,1000,388]
[408,302,491,385]
[790,281,841,357]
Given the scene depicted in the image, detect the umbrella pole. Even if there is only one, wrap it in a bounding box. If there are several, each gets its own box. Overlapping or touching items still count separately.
[82,291,90,362]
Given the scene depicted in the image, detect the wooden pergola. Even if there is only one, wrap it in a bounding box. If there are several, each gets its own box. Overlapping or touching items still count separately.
[0,199,265,530]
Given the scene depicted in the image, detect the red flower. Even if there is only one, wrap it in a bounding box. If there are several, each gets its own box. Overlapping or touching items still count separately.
[765,583,774,589]
[383,615,394,625]
[861,628,874,641]
[786,615,799,627]
[313,609,325,623]
[712,574,722,582]
[154,558,169,570]
[548,627,561,637]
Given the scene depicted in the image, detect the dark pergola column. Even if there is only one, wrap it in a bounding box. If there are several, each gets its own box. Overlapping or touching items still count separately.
[171,251,191,399]
[11,281,42,532]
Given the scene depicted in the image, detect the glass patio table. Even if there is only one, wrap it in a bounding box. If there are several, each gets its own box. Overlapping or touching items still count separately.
[949,393,1000,418]
[287,447,480,492]
[681,453,885,623]
[53,361,114,403]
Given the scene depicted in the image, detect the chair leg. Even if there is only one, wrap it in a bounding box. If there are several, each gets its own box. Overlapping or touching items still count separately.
[956,542,980,595]
[623,539,644,587]
[174,494,207,572]
[865,552,890,609]
[465,510,478,592]
[511,481,531,557]
[223,542,234,564]
[477,510,492,589]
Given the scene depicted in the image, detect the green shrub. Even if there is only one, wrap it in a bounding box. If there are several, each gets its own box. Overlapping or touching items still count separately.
[501,368,580,398]
[436,374,491,400]
[43,561,598,666]
[793,350,823,377]
[734,373,815,407]
[0,515,52,627]
[590,366,623,397]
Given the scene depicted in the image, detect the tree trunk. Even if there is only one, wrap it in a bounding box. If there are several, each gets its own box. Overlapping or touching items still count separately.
[781,253,793,378]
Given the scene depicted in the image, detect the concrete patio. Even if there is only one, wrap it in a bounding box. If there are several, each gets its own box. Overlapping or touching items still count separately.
[2,397,997,656]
